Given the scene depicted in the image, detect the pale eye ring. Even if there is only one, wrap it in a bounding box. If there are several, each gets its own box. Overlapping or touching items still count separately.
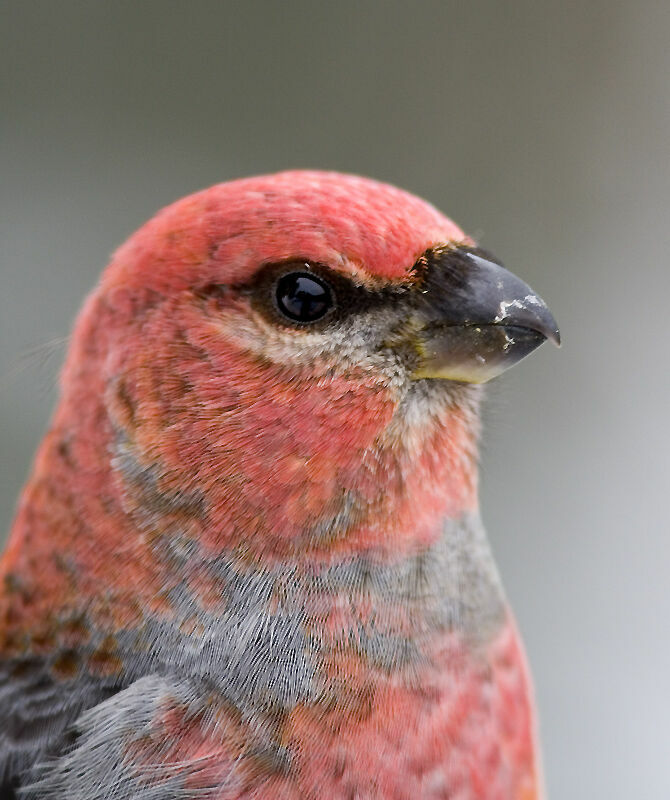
[275,272,334,323]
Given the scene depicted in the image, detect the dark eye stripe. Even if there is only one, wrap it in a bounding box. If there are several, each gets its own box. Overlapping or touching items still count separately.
[212,249,498,330]
[243,260,393,329]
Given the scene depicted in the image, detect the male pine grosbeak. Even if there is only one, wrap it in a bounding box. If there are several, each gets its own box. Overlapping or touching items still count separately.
[0,171,558,799]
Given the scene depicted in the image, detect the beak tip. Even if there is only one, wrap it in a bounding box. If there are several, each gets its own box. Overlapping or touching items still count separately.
[532,304,560,348]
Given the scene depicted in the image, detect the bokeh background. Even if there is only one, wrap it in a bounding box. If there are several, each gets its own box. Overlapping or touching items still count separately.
[1,2,669,797]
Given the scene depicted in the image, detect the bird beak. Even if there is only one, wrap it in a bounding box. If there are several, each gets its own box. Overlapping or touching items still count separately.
[408,247,560,384]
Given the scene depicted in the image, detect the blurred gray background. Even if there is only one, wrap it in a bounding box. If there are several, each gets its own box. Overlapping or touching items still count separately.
[1,2,668,797]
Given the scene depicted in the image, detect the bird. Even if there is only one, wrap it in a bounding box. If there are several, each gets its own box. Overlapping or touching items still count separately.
[0,170,559,799]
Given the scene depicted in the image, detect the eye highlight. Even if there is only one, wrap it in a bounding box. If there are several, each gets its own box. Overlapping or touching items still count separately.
[275,272,334,323]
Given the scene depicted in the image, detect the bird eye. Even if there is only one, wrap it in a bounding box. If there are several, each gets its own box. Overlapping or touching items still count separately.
[275,272,334,323]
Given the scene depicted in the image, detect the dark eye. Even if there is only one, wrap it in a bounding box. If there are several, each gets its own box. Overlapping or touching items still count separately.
[275,272,334,323]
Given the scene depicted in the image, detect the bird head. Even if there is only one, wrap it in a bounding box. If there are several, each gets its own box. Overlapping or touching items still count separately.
[38,171,559,566]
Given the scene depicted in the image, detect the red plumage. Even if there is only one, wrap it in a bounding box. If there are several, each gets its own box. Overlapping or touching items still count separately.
[0,171,553,799]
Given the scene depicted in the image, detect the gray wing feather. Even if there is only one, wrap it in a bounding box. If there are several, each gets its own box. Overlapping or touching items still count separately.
[18,675,226,800]
[0,657,121,789]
